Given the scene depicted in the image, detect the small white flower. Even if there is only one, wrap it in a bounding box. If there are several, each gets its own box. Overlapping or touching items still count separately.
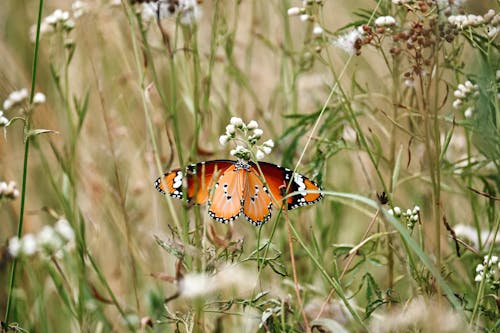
[230,117,244,128]
[393,206,402,216]
[404,79,415,87]
[476,264,484,272]
[464,80,474,89]
[287,7,302,16]
[253,128,264,137]
[38,226,63,251]
[406,209,412,216]
[3,99,13,110]
[255,150,265,160]
[464,107,474,118]
[22,234,38,256]
[313,24,323,35]
[413,206,420,213]
[375,16,396,27]
[474,273,483,282]
[0,111,8,126]
[33,92,46,104]
[452,99,462,109]
[263,139,274,148]
[262,146,272,155]
[55,218,75,242]
[247,120,259,130]
[72,1,89,19]
[225,124,236,135]
[299,14,309,22]
[8,237,22,258]
[491,255,499,264]
[388,209,394,216]
[219,134,229,146]
[454,90,465,98]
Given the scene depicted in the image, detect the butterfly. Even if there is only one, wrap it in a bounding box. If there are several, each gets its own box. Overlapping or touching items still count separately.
[154,159,323,225]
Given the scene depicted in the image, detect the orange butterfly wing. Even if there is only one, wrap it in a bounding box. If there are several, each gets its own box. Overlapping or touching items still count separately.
[154,160,234,204]
[208,164,245,223]
[251,162,323,210]
[242,170,273,225]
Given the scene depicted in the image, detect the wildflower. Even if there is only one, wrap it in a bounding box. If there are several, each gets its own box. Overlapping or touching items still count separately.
[219,134,230,146]
[247,120,259,130]
[375,16,396,27]
[230,145,251,160]
[33,92,46,105]
[38,226,64,252]
[452,80,479,118]
[287,7,302,16]
[7,237,22,258]
[0,111,8,126]
[263,139,274,148]
[262,146,272,155]
[300,14,310,22]
[21,234,38,256]
[55,218,75,242]
[252,128,264,137]
[221,117,273,160]
[474,255,500,290]
[230,116,244,128]
[3,88,29,110]
[0,181,19,200]
[448,14,484,29]
[72,1,89,19]
[313,24,323,36]
[464,107,474,118]
[149,0,202,26]
[225,124,236,135]
[332,28,363,55]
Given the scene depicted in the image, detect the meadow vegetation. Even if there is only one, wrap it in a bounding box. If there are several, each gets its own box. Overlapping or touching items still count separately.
[1,0,499,332]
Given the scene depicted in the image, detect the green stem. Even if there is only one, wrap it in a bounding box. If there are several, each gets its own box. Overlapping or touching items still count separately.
[3,0,44,326]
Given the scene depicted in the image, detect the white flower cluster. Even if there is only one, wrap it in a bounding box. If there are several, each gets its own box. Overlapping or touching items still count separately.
[474,255,500,290]
[1,89,45,125]
[288,1,325,33]
[142,0,202,26]
[8,219,75,259]
[388,205,420,229]
[448,9,499,38]
[375,16,396,27]
[448,14,484,29]
[0,181,19,200]
[3,88,28,110]
[332,27,364,55]
[484,9,500,38]
[29,2,87,42]
[452,80,479,118]
[219,117,274,161]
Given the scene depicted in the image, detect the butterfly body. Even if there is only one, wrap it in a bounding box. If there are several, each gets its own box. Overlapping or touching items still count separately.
[155,159,322,225]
